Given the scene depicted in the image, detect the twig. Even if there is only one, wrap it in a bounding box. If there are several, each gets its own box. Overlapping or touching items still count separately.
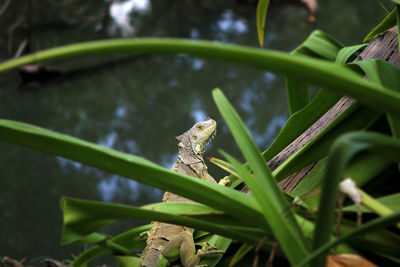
[14,39,28,58]
[335,193,345,236]
[0,0,11,17]
[265,241,278,267]
[252,236,267,267]
[8,17,25,56]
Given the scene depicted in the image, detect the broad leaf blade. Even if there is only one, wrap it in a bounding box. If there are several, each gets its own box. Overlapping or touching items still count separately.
[336,44,368,64]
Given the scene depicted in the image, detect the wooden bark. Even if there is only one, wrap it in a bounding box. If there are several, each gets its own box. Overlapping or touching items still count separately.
[270,27,400,193]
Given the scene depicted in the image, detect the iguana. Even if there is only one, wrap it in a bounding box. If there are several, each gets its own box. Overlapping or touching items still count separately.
[140,118,225,267]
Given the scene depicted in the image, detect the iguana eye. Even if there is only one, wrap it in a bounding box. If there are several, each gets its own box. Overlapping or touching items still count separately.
[196,125,203,130]
[193,136,197,140]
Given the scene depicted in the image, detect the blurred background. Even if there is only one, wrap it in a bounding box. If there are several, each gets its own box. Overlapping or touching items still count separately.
[0,0,394,264]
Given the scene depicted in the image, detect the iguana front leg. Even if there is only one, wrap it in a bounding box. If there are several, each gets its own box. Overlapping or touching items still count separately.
[160,230,224,267]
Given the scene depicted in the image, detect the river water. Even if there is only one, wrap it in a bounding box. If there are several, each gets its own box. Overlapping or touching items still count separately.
[0,0,392,263]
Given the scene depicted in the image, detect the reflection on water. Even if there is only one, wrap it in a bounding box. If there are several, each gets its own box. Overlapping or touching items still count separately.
[109,0,150,36]
[0,0,392,262]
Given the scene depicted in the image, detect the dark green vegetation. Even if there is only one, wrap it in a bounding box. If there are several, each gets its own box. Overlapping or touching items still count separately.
[1,0,400,266]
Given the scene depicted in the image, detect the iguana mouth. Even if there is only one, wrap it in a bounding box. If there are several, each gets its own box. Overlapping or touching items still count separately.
[206,129,217,144]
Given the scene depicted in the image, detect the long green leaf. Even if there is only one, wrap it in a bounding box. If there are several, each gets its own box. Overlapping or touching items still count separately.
[297,213,400,267]
[285,78,309,115]
[256,0,270,47]
[311,132,400,267]
[0,119,261,222]
[213,89,308,265]
[61,197,265,246]
[343,193,400,213]
[1,39,400,117]
[363,7,398,42]
[73,225,150,266]
[229,244,253,267]
[335,44,367,64]
[352,59,400,140]
[199,235,232,267]
[292,30,344,60]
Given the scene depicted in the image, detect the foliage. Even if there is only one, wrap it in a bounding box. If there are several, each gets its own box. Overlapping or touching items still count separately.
[1,3,400,267]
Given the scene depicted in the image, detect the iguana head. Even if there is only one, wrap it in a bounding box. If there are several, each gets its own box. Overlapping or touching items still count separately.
[177,118,217,156]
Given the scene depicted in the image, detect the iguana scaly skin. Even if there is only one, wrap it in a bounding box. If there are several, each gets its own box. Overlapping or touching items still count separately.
[140,118,224,267]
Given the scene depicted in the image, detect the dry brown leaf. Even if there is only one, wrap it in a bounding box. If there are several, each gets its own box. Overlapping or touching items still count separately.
[326,254,378,267]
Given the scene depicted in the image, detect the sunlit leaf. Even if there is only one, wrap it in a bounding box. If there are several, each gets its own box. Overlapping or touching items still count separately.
[336,44,367,64]
[343,193,400,213]
[256,0,270,47]
[208,157,242,187]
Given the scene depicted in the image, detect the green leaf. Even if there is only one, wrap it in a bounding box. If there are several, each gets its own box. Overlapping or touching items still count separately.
[72,225,150,266]
[311,132,400,267]
[285,30,343,114]
[209,157,242,188]
[0,119,260,223]
[199,235,232,267]
[229,244,253,267]
[61,197,265,246]
[291,153,392,210]
[263,89,341,162]
[335,44,368,64]
[213,89,309,265]
[297,213,400,267]
[285,78,309,115]
[397,5,400,55]
[114,255,141,267]
[256,0,270,47]
[292,30,344,61]
[0,39,399,117]
[353,59,400,168]
[364,7,397,42]
[343,193,400,213]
